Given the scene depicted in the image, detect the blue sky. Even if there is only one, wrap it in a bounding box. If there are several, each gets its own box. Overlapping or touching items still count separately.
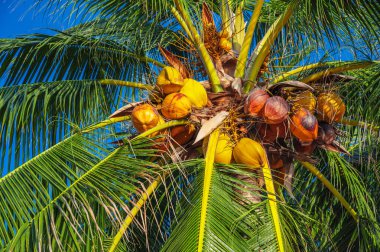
[0,0,76,38]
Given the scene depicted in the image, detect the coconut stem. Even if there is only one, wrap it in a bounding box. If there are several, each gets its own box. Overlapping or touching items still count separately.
[234,0,264,78]
[133,120,188,140]
[301,61,374,83]
[99,79,154,90]
[198,129,220,252]
[82,116,130,133]
[244,1,297,93]
[272,63,326,83]
[339,118,379,131]
[171,2,223,93]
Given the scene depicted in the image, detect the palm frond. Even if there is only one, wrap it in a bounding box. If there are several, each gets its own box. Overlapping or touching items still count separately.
[0,80,139,173]
[0,31,158,86]
[292,150,380,250]
[161,163,252,252]
[1,132,162,250]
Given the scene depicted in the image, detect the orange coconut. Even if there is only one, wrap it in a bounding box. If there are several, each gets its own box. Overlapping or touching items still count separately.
[317,92,346,122]
[257,122,289,142]
[290,108,318,143]
[161,93,192,119]
[132,104,162,133]
[170,124,196,146]
[244,88,270,117]
[262,96,289,124]
[292,90,317,112]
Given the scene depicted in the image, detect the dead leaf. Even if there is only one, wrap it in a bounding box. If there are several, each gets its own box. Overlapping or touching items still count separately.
[284,163,295,199]
[222,57,237,77]
[159,47,191,78]
[321,140,351,155]
[193,111,229,144]
[199,80,211,90]
[202,3,215,28]
[269,81,314,95]
[231,78,242,95]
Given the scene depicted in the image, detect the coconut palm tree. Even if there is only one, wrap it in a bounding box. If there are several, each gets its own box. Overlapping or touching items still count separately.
[0,0,379,251]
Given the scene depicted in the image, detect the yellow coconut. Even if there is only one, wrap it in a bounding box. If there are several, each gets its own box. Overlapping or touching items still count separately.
[161,92,192,119]
[131,104,161,133]
[156,66,184,94]
[233,138,266,168]
[219,37,232,51]
[317,92,346,122]
[219,30,229,38]
[203,133,233,164]
[180,79,208,109]
[292,90,317,112]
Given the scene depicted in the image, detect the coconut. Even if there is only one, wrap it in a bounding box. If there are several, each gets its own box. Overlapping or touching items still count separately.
[132,104,162,133]
[269,123,289,139]
[292,90,317,112]
[257,123,275,142]
[161,93,192,119]
[170,124,196,146]
[293,139,316,155]
[203,133,233,164]
[233,138,266,168]
[156,66,184,94]
[262,96,289,124]
[244,88,270,116]
[257,122,289,142]
[317,92,346,122]
[290,108,318,143]
[317,122,336,145]
[219,37,232,51]
[180,79,208,108]
[268,153,284,169]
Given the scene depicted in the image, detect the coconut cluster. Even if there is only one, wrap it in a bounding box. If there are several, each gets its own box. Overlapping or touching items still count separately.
[129,63,347,187]
[243,86,346,182]
[131,66,208,150]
